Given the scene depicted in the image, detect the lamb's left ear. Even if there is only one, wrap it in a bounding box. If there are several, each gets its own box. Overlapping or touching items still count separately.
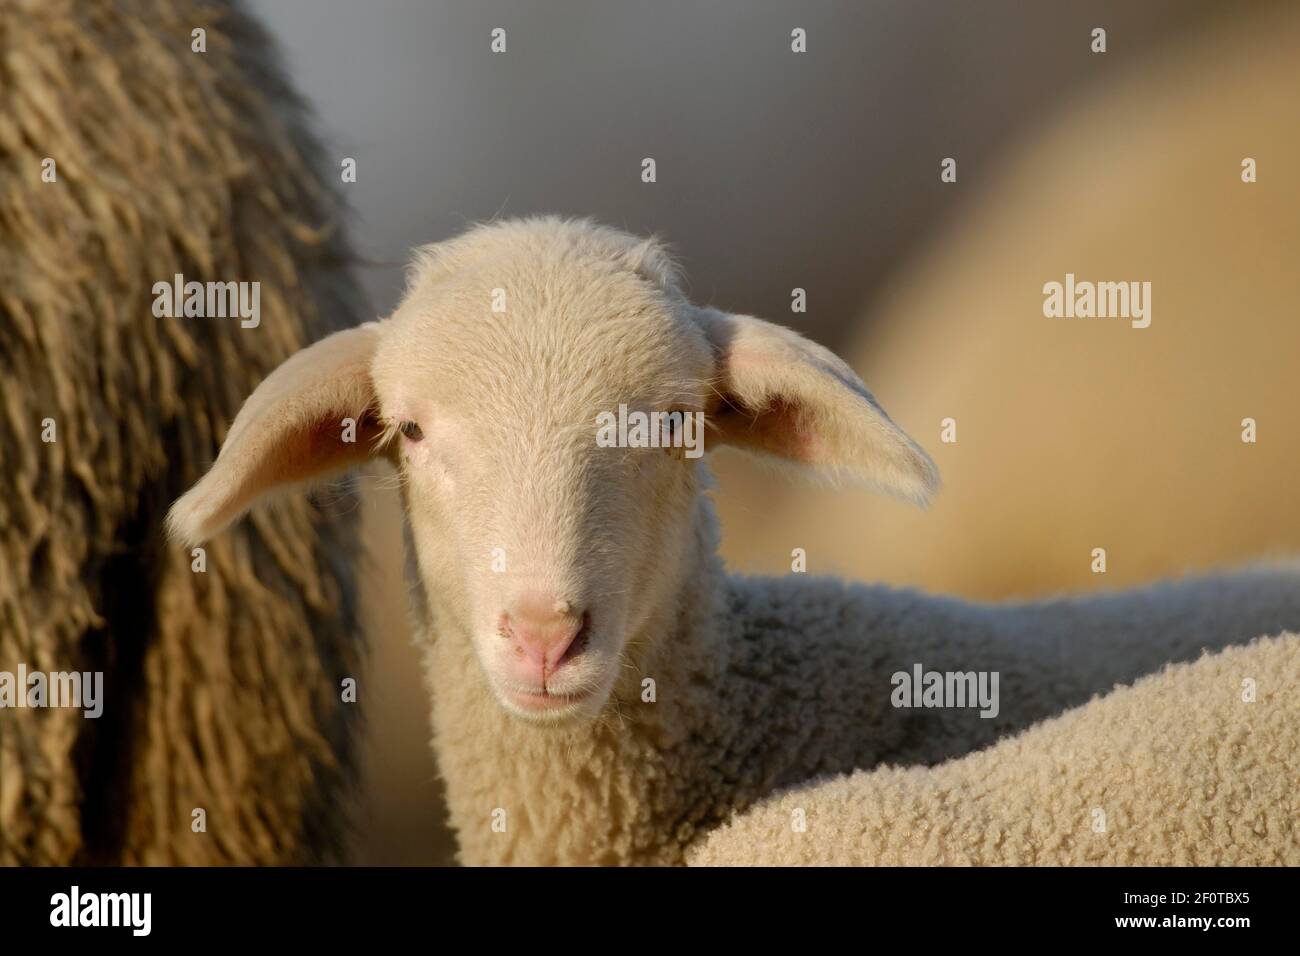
[695,306,938,505]
[166,323,385,546]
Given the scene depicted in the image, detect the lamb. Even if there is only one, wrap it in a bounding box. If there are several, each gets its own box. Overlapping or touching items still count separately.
[689,633,1300,865]
[1,0,364,864]
[169,216,1300,865]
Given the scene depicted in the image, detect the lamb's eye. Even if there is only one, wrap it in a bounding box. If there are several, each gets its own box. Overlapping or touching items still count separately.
[399,420,424,442]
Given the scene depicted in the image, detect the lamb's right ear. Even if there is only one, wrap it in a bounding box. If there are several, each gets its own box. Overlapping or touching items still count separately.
[167,323,385,546]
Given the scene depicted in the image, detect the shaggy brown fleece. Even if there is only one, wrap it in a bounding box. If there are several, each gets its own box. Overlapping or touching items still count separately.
[0,0,364,864]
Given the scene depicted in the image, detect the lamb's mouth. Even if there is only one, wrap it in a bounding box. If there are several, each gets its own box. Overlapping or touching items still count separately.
[502,685,596,713]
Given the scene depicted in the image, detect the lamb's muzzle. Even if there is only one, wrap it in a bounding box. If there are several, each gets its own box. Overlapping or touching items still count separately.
[497,598,591,710]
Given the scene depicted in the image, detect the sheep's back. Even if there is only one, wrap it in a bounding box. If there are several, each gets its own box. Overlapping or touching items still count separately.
[689,632,1300,865]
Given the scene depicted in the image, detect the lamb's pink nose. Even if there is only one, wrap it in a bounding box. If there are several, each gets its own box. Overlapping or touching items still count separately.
[502,596,587,675]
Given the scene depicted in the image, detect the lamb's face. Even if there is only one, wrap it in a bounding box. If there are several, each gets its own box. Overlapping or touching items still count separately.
[168,219,936,725]
[371,242,715,722]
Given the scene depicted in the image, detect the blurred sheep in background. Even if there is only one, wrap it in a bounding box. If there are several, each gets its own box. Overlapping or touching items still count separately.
[715,2,1300,598]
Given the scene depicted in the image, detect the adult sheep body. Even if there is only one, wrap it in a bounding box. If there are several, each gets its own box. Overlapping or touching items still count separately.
[690,633,1300,866]
[1,0,363,864]
[171,218,1300,865]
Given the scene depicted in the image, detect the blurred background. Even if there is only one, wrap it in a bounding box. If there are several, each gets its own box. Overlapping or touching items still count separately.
[246,1,1298,863]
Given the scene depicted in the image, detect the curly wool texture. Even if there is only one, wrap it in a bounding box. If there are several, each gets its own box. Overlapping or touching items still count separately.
[688,633,1300,865]
[0,0,363,864]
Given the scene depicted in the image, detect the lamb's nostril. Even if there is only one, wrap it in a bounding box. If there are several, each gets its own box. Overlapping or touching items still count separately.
[558,611,592,665]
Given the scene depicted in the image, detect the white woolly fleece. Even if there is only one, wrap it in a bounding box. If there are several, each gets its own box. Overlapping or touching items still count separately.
[689,633,1300,866]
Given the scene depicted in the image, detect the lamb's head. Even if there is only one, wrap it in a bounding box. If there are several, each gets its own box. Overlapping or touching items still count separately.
[168,217,937,723]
